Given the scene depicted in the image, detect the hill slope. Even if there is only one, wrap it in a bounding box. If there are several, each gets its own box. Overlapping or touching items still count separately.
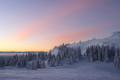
[51,31,120,55]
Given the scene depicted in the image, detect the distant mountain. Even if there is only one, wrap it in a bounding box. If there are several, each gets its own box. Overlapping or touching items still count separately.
[51,31,120,55]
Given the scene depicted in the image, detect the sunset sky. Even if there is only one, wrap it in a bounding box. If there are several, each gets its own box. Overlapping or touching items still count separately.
[0,0,120,51]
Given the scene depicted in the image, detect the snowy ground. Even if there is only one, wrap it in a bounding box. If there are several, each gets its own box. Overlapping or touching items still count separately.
[0,57,120,80]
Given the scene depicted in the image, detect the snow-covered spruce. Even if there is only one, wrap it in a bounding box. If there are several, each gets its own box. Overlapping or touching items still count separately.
[114,47,120,69]
[1,52,47,69]
[86,44,115,62]
[85,44,120,69]
[0,44,82,69]
[47,44,82,67]
[0,56,5,68]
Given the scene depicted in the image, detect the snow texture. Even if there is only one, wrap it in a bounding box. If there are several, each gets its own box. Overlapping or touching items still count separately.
[0,57,120,80]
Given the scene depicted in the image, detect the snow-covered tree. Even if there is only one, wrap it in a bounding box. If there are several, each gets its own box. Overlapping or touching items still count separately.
[75,47,81,60]
[97,45,102,61]
[104,48,109,62]
[86,45,94,62]
[50,54,56,67]
[47,51,56,67]
[110,46,115,61]
[86,44,115,63]
[56,53,61,66]
[114,47,120,69]
[8,55,18,66]
[66,48,74,64]
[0,57,5,68]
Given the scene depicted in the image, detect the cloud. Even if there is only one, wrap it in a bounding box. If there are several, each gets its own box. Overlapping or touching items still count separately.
[48,21,119,45]
[16,0,101,42]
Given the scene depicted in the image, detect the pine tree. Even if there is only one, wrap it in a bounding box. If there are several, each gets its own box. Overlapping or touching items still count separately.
[66,48,74,64]
[87,46,94,62]
[47,51,52,66]
[50,55,56,67]
[101,45,105,61]
[93,45,97,61]
[114,47,120,68]
[97,46,102,61]
[86,46,90,58]
[41,60,46,68]
[117,56,120,69]
[32,61,34,69]
[76,47,81,60]
[110,46,115,61]
[36,60,40,69]
[0,57,5,68]
[104,47,109,62]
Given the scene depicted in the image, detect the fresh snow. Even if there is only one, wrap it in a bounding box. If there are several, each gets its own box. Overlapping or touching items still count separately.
[0,57,120,80]
[51,31,120,55]
[51,47,59,56]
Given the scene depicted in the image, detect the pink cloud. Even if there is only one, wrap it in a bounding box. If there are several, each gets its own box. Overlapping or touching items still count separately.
[48,22,118,45]
[16,0,102,41]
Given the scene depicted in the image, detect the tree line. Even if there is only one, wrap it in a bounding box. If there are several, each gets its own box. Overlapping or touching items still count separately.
[86,44,120,69]
[0,44,120,69]
[0,44,82,69]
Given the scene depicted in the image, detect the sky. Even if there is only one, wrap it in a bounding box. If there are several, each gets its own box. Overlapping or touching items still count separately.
[0,0,120,51]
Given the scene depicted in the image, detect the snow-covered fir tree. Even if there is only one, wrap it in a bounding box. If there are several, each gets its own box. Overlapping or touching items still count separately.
[0,56,5,68]
[114,47,120,69]
[86,44,117,64]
